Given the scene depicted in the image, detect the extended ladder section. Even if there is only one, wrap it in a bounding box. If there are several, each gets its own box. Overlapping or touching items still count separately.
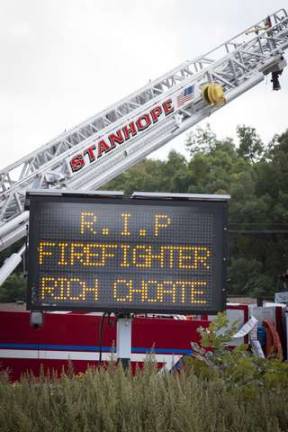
[0,8,288,259]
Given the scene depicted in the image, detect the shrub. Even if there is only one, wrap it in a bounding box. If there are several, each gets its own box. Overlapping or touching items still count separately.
[0,360,287,431]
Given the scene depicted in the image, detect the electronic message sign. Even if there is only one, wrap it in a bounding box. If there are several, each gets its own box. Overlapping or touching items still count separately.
[26,192,229,314]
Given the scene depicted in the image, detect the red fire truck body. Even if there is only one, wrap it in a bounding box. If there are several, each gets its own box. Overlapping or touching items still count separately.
[0,304,249,380]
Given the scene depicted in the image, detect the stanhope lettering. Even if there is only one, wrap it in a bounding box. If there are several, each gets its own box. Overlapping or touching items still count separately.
[69,99,174,173]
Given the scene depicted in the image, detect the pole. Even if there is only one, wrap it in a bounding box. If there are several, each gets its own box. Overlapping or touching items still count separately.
[116,314,132,369]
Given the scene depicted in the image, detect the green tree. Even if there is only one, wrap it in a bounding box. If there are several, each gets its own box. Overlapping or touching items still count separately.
[186,131,250,196]
[0,240,26,302]
[0,273,26,302]
[236,125,264,162]
[105,151,189,195]
[104,158,165,195]
[185,123,217,155]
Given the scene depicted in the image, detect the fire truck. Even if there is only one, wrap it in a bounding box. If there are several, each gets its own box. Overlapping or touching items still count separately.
[0,9,288,379]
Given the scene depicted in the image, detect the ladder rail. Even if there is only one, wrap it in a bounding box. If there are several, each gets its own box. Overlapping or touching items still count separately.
[2,14,287,195]
[0,8,286,182]
[2,14,288,198]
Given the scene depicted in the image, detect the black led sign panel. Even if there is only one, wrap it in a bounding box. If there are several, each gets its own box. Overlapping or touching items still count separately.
[26,192,228,314]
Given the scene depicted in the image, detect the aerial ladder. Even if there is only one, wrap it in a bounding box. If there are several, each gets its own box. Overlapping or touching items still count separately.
[0,8,288,284]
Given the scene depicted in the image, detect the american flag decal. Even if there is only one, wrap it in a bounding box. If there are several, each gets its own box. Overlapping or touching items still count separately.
[177,85,194,107]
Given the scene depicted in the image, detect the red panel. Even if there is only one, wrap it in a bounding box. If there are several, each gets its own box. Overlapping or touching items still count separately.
[133,317,207,350]
[0,311,209,380]
[0,312,116,347]
[275,306,285,357]
[0,312,208,350]
[0,359,97,381]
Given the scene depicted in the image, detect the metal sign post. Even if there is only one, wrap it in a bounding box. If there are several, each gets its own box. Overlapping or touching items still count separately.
[116,315,132,369]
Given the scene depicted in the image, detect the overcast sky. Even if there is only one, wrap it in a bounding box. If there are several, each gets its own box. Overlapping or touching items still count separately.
[1,0,287,169]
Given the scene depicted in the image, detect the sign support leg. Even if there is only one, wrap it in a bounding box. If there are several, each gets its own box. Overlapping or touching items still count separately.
[116,314,132,369]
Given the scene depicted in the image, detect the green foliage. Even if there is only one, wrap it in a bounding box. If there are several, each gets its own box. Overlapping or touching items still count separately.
[0,273,26,302]
[105,151,189,195]
[236,125,264,162]
[187,313,288,394]
[228,257,275,297]
[185,123,217,155]
[198,312,239,354]
[1,358,288,432]
[0,240,26,303]
[105,158,166,196]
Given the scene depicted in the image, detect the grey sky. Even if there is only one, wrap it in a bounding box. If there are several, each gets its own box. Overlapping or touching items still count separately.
[0,0,287,168]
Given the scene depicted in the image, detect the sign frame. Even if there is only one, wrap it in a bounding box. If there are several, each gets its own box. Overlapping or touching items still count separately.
[25,191,229,314]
